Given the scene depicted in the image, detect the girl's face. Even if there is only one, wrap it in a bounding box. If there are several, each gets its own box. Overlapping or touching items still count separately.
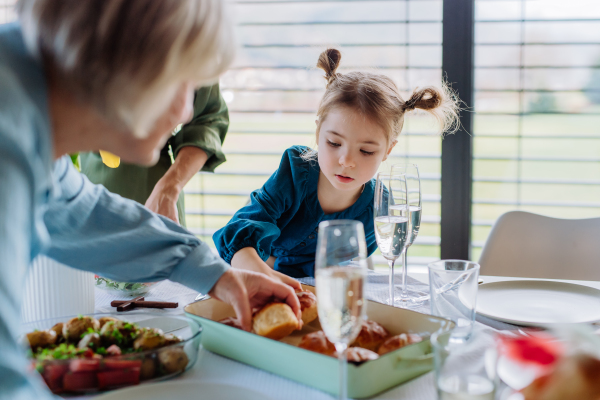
[317,106,391,193]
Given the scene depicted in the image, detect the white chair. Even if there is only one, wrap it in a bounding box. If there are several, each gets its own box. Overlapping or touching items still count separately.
[478,211,600,281]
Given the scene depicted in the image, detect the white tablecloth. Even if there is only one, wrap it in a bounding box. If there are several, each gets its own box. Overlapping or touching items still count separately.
[71,273,532,400]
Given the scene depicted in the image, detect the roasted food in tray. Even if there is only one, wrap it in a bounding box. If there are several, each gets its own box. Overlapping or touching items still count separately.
[217,289,423,363]
[23,314,197,394]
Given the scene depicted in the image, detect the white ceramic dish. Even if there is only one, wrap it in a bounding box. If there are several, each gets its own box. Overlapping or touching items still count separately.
[476,280,600,326]
[95,381,272,400]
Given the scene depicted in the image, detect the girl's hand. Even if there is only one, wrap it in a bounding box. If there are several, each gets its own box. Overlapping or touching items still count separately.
[231,247,302,291]
[266,269,302,292]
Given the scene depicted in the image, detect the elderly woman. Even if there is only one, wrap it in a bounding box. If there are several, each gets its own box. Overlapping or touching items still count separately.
[0,1,300,398]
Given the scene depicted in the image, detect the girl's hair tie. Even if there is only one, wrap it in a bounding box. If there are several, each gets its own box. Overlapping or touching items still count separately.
[402,98,418,112]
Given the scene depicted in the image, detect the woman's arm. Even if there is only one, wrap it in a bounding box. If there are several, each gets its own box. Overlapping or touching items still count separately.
[0,119,56,399]
[44,157,301,327]
[145,84,229,222]
[45,157,229,294]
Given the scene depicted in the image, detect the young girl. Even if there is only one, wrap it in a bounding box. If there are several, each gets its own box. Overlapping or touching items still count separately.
[213,48,460,282]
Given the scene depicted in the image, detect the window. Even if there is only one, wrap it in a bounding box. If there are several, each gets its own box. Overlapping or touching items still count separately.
[0,0,16,24]
[185,0,446,270]
[4,0,595,267]
[471,0,600,260]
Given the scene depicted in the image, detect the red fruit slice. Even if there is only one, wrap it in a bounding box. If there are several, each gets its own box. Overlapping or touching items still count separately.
[62,371,98,392]
[97,367,141,389]
[103,359,142,370]
[70,358,100,372]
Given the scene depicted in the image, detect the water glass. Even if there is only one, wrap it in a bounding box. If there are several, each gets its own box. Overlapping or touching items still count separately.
[390,163,424,306]
[315,220,368,400]
[428,260,480,342]
[374,172,408,306]
[432,330,498,400]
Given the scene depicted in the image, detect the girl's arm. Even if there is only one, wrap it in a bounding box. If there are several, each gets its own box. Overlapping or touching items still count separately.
[213,146,307,288]
[231,247,301,290]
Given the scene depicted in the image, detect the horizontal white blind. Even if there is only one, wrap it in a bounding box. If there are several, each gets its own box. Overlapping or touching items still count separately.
[185,0,446,268]
[471,0,600,259]
[0,0,16,24]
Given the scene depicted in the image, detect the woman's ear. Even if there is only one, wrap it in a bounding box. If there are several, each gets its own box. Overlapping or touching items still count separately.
[382,141,397,162]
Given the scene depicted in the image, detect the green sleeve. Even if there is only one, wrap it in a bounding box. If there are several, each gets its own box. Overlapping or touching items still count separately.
[170,83,229,172]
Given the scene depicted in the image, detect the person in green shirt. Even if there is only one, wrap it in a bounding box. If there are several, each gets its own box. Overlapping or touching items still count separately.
[81,84,228,226]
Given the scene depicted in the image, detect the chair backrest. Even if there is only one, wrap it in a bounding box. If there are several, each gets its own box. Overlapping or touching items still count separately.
[478,211,600,281]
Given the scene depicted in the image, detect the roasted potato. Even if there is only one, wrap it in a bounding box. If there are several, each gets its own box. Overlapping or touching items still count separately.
[140,357,156,380]
[163,333,182,346]
[63,316,99,342]
[158,347,188,374]
[100,320,138,346]
[49,323,64,342]
[26,330,57,351]
[78,332,101,350]
[133,328,166,351]
[98,316,119,329]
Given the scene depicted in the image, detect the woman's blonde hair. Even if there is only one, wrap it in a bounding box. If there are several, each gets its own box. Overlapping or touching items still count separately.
[18,0,235,138]
[310,48,460,156]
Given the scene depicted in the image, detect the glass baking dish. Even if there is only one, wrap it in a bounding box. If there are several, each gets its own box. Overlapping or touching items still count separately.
[20,312,201,394]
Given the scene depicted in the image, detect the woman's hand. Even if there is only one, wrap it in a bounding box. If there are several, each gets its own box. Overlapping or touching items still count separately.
[208,269,302,331]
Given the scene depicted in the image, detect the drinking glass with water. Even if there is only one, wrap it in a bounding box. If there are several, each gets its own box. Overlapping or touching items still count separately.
[374,172,408,306]
[390,163,427,307]
[315,220,368,400]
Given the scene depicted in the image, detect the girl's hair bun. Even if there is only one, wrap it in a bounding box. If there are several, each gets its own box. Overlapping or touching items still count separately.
[317,48,342,84]
[402,88,442,112]
[402,84,461,135]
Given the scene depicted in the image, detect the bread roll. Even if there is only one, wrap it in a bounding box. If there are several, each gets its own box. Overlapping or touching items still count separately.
[299,331,336,357]
[297,290,318,325]
[252,303,299,340]
[346,347,379,363]
[351,320,389,352]
[378,333,423,356]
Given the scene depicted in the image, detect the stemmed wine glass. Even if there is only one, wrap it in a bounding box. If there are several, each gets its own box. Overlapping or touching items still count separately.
[315,220,368,400]
[390,163,427,306]
[373,172,409,306]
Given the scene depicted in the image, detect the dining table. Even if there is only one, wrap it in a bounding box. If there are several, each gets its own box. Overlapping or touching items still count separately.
[69,272,600,400]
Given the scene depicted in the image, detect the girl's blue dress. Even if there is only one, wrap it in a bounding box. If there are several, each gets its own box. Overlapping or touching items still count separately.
[213,145,377,277]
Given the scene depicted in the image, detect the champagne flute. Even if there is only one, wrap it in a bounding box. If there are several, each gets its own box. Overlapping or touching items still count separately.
[315,220,368,400]
[373,172,409,306]
[390,163,427,306]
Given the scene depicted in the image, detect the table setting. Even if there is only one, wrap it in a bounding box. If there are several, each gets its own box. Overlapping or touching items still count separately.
[21,266,599,400]
[21,162,600,400]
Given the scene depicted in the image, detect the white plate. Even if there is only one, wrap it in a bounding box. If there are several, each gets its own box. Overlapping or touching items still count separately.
[95,381,272,400]
[476,280,600,326]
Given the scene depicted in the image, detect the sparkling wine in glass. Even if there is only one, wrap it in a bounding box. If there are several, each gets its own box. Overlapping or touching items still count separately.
[390,163,427,307]
[315,220,368,400]
[374,173,409,306]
